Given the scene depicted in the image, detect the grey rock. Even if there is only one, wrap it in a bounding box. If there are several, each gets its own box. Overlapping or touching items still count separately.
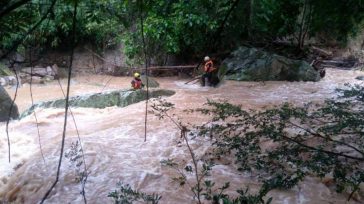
[51,64,59,78]
[21,67,48,76]
[222,47,321,82]
[31,76,44,84]
[21,89,175,118]
[0,76,20,86]
[0,86,19,121]
[20,66,57,84]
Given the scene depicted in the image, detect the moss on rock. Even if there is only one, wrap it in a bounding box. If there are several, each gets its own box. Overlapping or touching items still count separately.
[223,47,321,82]
[21,89,175,118]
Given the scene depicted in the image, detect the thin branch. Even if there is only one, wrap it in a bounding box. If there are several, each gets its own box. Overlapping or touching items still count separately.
[153,99,207,203]
[139,0,149,142]
[163,110,202,204]
[288,121,364,156]
[280,132,364,162]
[56,78,88,204]
[348,185,360,201]
[164,113,184,131]
[40,1,78,203]
[181,130,202,204]
[173,166,196,198]
[298,0,308,49]
[85,47,120,68]
[302,3,313,44]
[91,47,97,74]
[101,76,113,92]
[29,46,46,163]
[212,0,241,51]
[5,68,20,163]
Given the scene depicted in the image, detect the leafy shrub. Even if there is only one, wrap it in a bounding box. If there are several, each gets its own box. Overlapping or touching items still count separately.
[108,182,161,204]
[192,84,364,200]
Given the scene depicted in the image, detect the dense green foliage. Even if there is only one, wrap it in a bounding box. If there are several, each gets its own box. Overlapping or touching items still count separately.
[253,0,364,47]
[0,0,125,51]
[1,0,364,63]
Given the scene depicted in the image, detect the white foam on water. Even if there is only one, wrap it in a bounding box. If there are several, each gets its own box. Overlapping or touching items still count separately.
[0,69,363,203]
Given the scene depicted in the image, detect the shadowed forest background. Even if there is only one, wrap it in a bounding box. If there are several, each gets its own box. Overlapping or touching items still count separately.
[2,0,364,65]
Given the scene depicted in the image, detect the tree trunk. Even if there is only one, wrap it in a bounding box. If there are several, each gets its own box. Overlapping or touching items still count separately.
[297,0,312,50]
[248,0,254,39]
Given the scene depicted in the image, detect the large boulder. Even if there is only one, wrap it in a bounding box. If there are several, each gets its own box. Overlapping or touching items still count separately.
[140,75,159,88]
[0,86,19,121]
[222,47,321,81]
[21,66,58,77]
[21,89,175,118]
[19,65,59,84]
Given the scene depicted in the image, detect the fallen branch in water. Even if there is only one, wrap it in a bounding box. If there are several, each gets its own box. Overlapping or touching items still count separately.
[185,75,202,84]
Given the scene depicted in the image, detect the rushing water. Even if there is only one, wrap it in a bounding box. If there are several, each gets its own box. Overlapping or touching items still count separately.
[0,69,363,203]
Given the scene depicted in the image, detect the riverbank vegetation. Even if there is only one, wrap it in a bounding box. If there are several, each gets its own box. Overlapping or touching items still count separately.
[2,0,364,64]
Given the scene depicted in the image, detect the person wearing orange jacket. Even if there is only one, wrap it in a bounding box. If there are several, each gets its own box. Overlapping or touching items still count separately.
[201,56,218,86]
[131,72,144,89]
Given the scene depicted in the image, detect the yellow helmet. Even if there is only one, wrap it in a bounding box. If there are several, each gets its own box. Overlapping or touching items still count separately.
[134,72,140,77]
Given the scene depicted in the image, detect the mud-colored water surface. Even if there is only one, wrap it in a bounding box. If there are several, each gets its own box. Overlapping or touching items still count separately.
[1,69,363,203]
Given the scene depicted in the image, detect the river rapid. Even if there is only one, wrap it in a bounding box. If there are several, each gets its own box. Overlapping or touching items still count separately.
[0,69,363,204]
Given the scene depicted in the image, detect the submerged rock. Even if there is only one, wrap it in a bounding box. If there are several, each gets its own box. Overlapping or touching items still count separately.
[356,76,364,81]
[222,47,321,82]
[21,89,175,118]
[0,86,19,121]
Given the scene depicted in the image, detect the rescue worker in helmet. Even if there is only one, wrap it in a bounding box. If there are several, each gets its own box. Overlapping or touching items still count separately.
[201,56,218,87]
[131,72,144,89]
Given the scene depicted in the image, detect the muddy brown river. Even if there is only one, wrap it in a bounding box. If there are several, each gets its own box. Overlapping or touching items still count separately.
[0,69,363,203]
